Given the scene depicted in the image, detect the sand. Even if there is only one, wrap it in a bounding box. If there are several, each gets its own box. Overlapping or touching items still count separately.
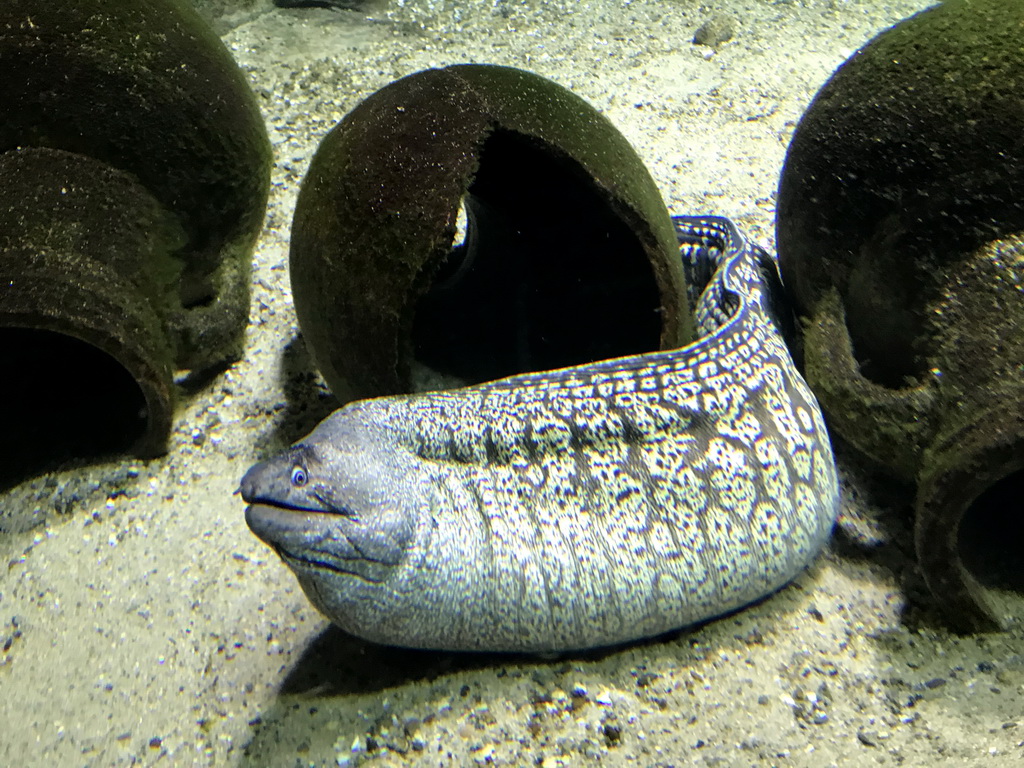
[3,0,1023,765]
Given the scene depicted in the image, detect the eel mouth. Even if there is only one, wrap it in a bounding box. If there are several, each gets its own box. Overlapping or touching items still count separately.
[245,503,328,549]
[244,504,382,580]
[245,503,336,575]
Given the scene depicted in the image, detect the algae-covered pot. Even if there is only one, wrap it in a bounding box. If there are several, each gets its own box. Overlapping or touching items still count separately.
[776,0,1024,630]
[0,0,271,485]
[289,63,691,403]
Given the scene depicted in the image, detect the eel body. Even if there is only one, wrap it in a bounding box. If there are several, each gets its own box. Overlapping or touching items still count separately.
[240,216,839,653]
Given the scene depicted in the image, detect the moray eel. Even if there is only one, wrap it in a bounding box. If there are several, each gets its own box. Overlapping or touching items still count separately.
[240,216,839,653]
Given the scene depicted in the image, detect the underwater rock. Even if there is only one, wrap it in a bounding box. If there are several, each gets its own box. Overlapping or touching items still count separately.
[0,0,271,486]
[288,63,690,404]
[693,15,736,49]
[776,0,1024,630]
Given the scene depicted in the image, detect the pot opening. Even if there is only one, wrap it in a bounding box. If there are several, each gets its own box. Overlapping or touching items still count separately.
[958,467,1024,593]
[0,328,148,490]
[412,127,663,385]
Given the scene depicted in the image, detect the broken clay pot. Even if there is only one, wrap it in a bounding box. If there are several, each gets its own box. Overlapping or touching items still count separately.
[776,0,1024,630]
[0,0,271,485]
[288,63,691,404]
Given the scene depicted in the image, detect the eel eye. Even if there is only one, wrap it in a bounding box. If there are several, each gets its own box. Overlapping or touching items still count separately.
[290,466,308,487]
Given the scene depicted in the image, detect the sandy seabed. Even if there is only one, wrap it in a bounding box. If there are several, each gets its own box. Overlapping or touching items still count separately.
[4,0,1024,766]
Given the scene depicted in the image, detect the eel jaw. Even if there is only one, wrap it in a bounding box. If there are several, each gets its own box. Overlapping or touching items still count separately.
[244,502,340,564]
[244,503,368,584]
[244,501,410,586]
[245,501,315,546]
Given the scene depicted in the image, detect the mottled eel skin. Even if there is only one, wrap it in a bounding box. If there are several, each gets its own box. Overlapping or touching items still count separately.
[241,216,839,653]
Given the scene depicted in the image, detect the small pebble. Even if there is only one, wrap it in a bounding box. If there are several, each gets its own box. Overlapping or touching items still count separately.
[693,14,736,48]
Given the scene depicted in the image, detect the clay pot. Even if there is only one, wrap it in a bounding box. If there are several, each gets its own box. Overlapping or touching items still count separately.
[289,64,691,404]
[0,0,271,485]
[776,0,1024,630]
